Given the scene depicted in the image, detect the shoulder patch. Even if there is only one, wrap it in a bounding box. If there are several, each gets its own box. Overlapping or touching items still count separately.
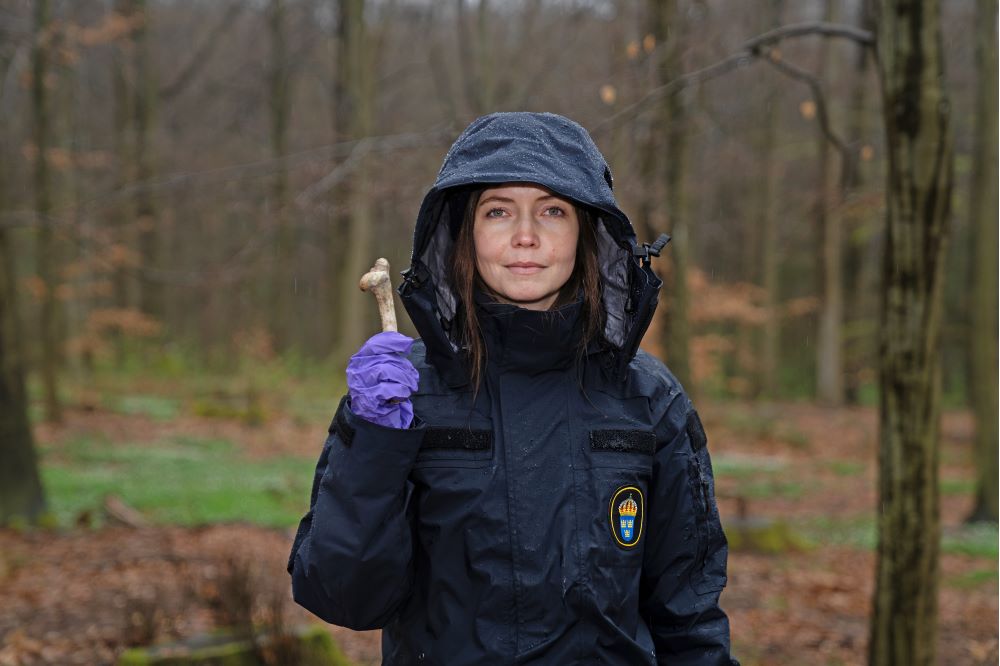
[609,485,644,548]
[590,429,656,455]
[686,410,707,451]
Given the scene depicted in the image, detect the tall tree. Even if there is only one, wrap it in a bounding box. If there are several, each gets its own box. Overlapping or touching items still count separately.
[110,0,137,367]
[335,0,376,361]
[869,0,954,662]
[33,0,62,423]
[653,0,692,391]
[0,222,46,526]
[268,0,294,352]
[814,0,845,404]
[966,0,998,524]
[130,0,163,321]
[757,0,783,399]
[842,0,877,404]
[0,18,46,526]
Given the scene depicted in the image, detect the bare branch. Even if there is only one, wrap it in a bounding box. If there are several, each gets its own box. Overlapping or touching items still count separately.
[159,1,246,102]
[763,53,847,158]
[589,21,874,135]
[0,126,455,231]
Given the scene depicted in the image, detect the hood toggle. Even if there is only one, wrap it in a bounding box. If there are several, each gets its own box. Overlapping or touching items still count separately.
[632,233,672,268]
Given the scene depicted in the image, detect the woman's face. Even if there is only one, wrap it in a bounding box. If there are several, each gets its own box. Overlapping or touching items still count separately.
[472,183,580,311]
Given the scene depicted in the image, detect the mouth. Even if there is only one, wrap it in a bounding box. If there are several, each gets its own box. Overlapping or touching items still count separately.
[506,262,545,275]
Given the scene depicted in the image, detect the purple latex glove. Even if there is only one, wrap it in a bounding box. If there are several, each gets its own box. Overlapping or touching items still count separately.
[346,331,420,429]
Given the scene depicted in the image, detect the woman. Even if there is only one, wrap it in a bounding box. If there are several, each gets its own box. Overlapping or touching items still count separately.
[287,112,738,665]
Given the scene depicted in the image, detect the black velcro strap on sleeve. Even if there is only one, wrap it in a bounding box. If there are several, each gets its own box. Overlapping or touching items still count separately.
[590,430,656,455]
[421,427,492,451]
[328,395,356,447]
[686,410,707,451]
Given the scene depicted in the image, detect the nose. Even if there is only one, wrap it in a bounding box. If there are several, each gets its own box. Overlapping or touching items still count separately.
[511,215,539,248]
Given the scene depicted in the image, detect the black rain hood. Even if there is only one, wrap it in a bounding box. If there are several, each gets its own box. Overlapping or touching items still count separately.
[398,111,669,387]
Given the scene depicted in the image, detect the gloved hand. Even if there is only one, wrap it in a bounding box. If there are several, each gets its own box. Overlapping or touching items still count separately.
[346,331,420,429]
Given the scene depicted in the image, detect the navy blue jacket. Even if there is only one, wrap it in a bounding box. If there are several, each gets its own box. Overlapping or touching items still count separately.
[288,112,737,665]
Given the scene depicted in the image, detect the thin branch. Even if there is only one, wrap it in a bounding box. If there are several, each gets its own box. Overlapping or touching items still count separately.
[745,21,874,52]
[0,125,454,230]
[589,21,874,135]
[762,52,848,159]
[159,1,246,101]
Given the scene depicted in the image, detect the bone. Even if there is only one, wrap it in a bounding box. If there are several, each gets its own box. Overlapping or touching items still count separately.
[359,257,398,332]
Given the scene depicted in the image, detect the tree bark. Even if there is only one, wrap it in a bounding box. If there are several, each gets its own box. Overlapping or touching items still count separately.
[110,0,136,368]
[869,0,953,663]
[33,0,62,424]
[757,0,783,399]
[130,0,162,321]
[0,222,45,526]
[336,0,376,361]
[0,22,45,526]
[654,0,692,392]
[843,0,876,405]
[268,0,294,352]
[966,0,998,524]
[815,0,845,405]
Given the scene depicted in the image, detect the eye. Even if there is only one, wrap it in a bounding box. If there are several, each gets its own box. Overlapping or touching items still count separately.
[543,205,566,216]
[484,207,506,218]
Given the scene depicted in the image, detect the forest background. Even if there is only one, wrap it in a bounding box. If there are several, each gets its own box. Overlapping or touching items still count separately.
[0,0,996,665]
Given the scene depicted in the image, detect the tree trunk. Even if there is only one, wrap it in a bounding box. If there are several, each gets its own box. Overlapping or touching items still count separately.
[815,0,844,405]
[1,144,46,525]
[843,0,875,405]
[336,0,376,362]
[966,0,998,524]
[0,230,46,526]
[757,0,783,399]
[33,0,62,424]
[131,0,162,322]
[269,0,294,353]
[111,0,136,368]
[869,0,953,663]
[654,0,692,392]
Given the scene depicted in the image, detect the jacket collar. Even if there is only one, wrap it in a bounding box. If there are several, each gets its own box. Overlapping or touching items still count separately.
[473,288,585,375]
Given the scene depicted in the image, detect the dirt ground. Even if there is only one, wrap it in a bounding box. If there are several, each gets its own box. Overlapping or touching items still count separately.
[1,402,996,665]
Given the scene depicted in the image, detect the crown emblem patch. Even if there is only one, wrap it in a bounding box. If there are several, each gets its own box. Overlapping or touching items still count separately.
[609,485,644,548]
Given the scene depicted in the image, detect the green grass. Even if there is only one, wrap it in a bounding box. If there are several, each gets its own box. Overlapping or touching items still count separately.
[713,454,807,499]
[940,477,976,496]
[721,409,811,448]
[799,516,999,559]
[712,454,789,479]
[943,567,998,590]
[38,434,316,530]
[105,393,182,421]
[800,516,877,550]
[942,523,999,558]
[827,460,866,477]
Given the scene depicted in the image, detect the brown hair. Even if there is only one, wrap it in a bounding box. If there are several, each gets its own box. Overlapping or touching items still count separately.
[448,187,604,391]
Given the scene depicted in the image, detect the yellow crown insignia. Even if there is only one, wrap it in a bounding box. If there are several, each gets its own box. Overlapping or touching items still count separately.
[619,496,638,517]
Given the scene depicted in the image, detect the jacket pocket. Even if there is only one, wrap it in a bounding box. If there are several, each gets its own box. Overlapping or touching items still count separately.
[582,468,650,640]
[687,445,727,595]
[589,428,655,472]
[412,425,494,469]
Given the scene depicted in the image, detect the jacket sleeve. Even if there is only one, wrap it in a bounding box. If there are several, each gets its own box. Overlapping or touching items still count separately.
[286,395,425,630]
[639,389,739,666]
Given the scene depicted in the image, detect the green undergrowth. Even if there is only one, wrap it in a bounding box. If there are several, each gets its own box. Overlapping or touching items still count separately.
[28,340,347,430]
[796,516,998,559]
[712,454,808,500]
[37,433,315,530]
[719,408,811,449]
